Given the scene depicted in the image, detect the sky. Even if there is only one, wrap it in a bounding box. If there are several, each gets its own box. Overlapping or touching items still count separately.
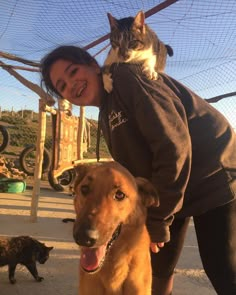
[0,0,236,126]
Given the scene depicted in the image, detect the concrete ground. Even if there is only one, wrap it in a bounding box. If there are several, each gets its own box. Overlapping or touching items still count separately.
[0,187,216,295]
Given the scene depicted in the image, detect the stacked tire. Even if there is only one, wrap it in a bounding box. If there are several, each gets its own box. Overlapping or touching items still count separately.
[47,168,75,192]
[19,145,51,176]
[0,125,10,153]
[19,145,75,191]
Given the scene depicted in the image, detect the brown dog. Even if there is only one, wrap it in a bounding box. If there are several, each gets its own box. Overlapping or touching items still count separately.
[73,162,159,295]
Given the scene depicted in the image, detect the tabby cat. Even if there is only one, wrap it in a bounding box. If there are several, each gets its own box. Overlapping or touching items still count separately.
[103,10,173,93]
[0,235,53,284]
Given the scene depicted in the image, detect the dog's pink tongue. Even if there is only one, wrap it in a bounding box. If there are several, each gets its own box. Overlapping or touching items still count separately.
[80,245,106,271]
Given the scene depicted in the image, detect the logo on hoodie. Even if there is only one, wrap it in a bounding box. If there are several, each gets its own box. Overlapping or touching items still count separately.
[108,110,128,131]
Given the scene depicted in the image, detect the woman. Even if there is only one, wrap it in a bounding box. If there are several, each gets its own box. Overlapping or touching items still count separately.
[41,45,236,295]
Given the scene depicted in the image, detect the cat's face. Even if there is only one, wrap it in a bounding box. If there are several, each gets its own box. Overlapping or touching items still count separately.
[36,244,53,264]
[108,11,152,62]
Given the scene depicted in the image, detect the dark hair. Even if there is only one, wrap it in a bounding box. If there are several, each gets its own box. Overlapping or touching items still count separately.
[40,45,98,98]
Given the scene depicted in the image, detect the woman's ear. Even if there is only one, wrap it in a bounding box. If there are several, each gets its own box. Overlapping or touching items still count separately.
[91,61,101,74]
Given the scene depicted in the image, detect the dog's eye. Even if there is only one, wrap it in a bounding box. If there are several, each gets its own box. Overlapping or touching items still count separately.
[114,190,126,201]
[80,185,90,195]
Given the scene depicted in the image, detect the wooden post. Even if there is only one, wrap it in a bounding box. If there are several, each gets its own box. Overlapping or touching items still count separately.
[30,99,47,222]
[77,106,85,160]
[87,121,91,148]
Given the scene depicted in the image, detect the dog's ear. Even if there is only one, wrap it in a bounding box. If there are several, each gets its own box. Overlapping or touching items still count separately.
[73,164,92,186]
[135,177,160,207]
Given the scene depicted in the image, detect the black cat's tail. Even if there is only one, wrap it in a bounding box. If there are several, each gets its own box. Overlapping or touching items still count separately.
[165,44,174,57]
[62,218,75,223]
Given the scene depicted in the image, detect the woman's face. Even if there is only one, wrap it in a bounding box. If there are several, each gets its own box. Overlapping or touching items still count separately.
[49,59,104,107]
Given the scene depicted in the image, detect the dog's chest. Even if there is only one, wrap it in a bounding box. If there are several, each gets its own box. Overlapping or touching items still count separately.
[99,254,131,291]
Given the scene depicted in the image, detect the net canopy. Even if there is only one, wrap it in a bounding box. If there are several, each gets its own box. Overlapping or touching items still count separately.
[0,0,236,127]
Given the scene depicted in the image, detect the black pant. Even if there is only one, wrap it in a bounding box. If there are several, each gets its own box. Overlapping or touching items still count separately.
[151,199,236,295]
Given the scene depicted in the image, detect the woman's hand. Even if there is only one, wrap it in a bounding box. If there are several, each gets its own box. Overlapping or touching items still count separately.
[150,242,165,253]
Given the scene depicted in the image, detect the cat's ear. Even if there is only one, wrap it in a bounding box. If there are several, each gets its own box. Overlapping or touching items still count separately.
[47,246,54,251]
[134,11,146,33]
[107,12,118,30]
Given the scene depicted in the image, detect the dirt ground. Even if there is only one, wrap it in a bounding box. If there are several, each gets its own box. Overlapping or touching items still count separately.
[0,186,216,295]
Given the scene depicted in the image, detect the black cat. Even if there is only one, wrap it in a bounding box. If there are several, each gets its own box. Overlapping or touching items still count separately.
[0,235,53,284]
[103,10,173,93]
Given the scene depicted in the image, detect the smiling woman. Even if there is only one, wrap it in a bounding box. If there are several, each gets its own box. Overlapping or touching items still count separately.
[41,46,105,107]
[49,60,102,107]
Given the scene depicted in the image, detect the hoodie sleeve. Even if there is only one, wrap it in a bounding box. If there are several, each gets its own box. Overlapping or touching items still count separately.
[111,64,192,243]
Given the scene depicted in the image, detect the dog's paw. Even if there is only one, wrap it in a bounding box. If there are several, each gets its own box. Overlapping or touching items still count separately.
[103,73,113,93]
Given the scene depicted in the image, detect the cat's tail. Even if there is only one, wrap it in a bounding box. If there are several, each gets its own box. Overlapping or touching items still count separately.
[62,218,75,223]
[165,45,174,57]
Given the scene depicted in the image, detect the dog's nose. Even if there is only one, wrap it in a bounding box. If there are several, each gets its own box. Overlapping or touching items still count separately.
[73,227,99,247]
[84,229,99,246]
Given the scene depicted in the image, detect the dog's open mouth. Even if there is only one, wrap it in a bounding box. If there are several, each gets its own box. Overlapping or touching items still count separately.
[80,223,122,273]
